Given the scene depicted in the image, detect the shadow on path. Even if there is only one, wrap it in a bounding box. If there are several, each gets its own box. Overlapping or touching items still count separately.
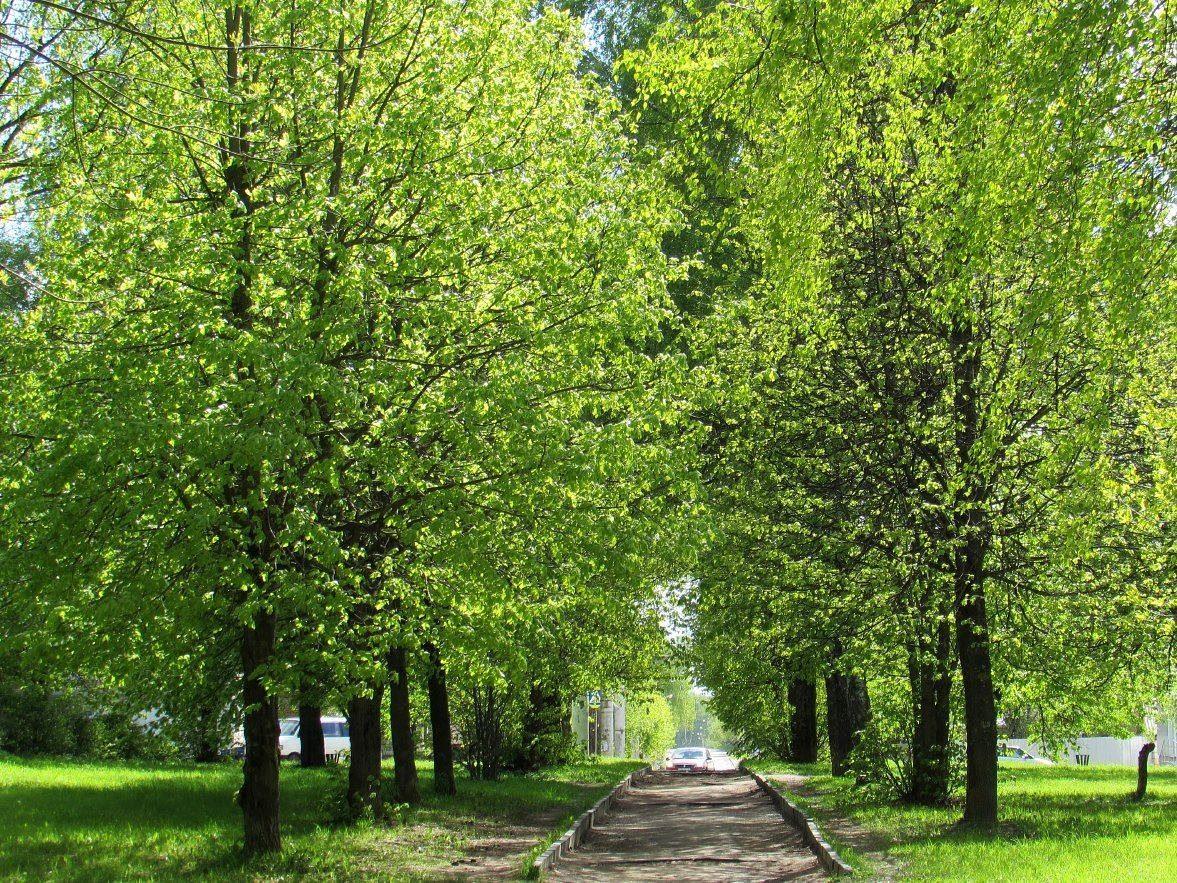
[550,770,827,881]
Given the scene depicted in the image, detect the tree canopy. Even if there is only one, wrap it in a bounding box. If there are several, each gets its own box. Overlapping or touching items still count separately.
[0,0,1171,850]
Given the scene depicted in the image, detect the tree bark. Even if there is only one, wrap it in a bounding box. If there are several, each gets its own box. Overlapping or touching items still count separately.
[955,532,998,826]
[788,678,818,763]
[347,687,385,818]
[908,612,953,805]
[239,609,281,855]
[387,646,420,803]
[825,671,870,776]
[298,701,326,767]
[194,700,221,762]
[1134,742,1155,800]
[951,319,998,828]
[424,641,456,795]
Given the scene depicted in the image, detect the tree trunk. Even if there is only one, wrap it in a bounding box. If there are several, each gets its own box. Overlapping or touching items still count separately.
[1134,742,1155,800]
[424,641,456,796]
[825,671,870,776]
[788,678,818,763]
[908,612,953,805]
[194,700,220,762]
[347,687,385,819]
[951,319,998,828]
[239,609,281,855]
[387,646,420,803]
[955,539,998,826]
[298,701,326,768]
[520,682,565,771]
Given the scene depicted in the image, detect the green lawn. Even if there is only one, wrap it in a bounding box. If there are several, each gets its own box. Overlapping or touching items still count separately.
[0,755,644,881]
[753,760,1176,882]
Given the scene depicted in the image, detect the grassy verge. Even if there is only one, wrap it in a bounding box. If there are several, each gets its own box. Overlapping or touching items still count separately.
[0,754,644,881]
[750,760,1176,882]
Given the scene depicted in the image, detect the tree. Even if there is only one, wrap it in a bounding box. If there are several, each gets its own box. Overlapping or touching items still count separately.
[627,692,675,759]
[635,0,1174,824]
[3,0,690,852]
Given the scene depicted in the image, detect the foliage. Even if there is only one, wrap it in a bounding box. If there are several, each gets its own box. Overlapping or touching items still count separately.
[0,0,1172,858]
[625,692,676,759]
[0,0,700,848]
[631,0,1175,822]
[0,676,94,758]
[846,712,965,804]
[0,661,175,760]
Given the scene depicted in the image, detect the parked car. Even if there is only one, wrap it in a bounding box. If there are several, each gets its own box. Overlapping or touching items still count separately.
[998,743,1053,765]
[666,747,713,773]
[279,716,351,762]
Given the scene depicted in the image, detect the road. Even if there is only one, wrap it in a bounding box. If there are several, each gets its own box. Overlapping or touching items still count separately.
[711,752,740,772]
[549,769,826,881]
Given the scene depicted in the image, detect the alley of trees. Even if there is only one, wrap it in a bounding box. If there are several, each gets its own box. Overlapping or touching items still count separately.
[0,0,1173,856]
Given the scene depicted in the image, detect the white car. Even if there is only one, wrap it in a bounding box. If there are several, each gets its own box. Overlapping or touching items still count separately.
[280,716,351,761]
[998,744,1053,766]
[666,747,713,773]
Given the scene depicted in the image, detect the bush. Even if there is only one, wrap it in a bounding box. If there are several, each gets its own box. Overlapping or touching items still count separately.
[846,716,914,799]
[0,667,176,759]
[0,679,91,756]
[90,712,179,760]
[847,715,964,801]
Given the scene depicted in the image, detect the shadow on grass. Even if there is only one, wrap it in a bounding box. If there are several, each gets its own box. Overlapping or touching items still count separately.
[782,764,1177,860]
[0,760,349,880]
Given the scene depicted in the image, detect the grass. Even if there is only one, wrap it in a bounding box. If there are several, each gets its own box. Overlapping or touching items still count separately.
[0,754,644,881]
[751,760,1177,882]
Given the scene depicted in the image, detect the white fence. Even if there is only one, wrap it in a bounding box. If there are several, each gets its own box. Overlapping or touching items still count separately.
[1005,735,1165,767]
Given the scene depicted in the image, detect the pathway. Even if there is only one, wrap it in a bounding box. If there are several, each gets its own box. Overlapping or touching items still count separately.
[549,770,827,881]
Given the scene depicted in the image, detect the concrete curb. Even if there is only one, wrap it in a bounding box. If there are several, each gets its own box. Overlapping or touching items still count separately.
[740,761,854,876]
[531,764,651,877]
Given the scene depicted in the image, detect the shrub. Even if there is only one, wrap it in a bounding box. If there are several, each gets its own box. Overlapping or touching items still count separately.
[0,665,177,759]
[847,715,964,801]
[0,678,90,756]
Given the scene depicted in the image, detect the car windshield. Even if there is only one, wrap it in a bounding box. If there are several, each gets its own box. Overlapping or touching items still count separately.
[678,749,705,759]
[279,720,299,736]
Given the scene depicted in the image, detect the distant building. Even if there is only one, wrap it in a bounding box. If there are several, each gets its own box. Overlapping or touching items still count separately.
[1149,710,1176,766]
[571,693,628,757]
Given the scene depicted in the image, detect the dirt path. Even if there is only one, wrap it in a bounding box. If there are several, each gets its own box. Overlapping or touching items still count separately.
[549,770,827,881]
[436,806,570,880]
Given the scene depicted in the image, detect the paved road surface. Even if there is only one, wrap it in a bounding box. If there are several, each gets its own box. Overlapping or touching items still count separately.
[711,752,740,772]
[549,770,826,881]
